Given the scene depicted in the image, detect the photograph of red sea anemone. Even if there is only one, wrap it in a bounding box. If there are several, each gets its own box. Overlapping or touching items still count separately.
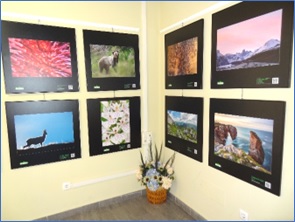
[2,20,79,94]
[8,38,72,78]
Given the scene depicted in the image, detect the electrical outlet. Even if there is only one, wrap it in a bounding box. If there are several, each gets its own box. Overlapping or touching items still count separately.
[240,209,248,221]
[62,182,71,190]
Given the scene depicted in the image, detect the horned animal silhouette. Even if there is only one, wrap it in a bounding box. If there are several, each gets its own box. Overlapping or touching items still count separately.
[23,130,47,148]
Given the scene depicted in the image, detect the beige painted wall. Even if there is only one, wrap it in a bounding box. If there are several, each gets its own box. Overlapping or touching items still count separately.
[1,1,144,220]
[158,1,294,221]
[1,1,294,221]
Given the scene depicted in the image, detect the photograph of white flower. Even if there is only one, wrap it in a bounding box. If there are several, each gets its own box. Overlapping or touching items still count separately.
[100,100,130,147]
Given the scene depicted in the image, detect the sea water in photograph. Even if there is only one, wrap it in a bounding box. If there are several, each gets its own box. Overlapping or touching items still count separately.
[167,110,198,143]
[90,44,135,78]
[214,113,273,174]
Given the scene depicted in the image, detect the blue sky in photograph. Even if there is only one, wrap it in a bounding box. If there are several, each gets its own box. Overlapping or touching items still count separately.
[168,110,198,125]
[14,112,74,149]
[215,113,273,132]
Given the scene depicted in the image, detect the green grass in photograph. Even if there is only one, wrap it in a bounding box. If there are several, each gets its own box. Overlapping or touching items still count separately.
[90,45,136,78]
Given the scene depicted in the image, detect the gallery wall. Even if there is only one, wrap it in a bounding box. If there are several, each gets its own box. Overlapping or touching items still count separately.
[157,1,294,220]
[1,1,294,221]
[1,2,145,220]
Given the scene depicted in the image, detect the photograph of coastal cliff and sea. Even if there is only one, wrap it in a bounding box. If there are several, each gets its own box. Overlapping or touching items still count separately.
[209,98,285,195]
[214,113,274,174]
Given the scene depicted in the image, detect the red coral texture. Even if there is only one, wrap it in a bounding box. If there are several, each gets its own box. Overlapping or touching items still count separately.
[8,38,73,77]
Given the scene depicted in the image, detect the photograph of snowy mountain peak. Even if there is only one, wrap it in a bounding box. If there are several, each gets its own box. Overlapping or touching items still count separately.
[216,10,281,72]
[211,1,294,88]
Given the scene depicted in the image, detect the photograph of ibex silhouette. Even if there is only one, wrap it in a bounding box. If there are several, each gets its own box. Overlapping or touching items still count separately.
[6,100,81,169]
[23,129,47,148]
[90,44,136,78]
[15,112,74,150]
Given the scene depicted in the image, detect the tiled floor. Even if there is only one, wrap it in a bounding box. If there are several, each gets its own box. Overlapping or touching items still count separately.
[40,191,206,221]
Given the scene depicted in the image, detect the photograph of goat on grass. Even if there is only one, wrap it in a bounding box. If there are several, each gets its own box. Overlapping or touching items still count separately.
[90,44,136,78]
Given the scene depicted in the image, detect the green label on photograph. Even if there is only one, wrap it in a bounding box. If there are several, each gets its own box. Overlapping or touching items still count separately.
[215,163,222,168]
[251,176,264,185]
[20,161,28,165]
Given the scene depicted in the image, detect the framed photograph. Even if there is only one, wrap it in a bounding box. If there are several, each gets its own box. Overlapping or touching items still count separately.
[209,98,285,196]
[87,97,141,156]
[83,30,140,91]
[211,1,294,88]
[165,19,204,89]
[5,100,81,169]
[165,96,203,162]
[1,21,79,94]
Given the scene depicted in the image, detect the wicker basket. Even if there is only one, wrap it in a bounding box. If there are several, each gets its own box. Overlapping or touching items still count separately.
[146,187,167,204]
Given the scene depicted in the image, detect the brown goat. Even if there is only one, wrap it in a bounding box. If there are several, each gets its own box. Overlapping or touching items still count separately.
[98,51,119,74]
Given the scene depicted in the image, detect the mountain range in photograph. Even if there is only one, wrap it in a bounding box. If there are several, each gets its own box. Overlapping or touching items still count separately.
[167,110,198,144]
[216,39,280,71]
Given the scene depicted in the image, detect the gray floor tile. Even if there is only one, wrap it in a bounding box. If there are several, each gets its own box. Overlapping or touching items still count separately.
[58,195,197,221]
